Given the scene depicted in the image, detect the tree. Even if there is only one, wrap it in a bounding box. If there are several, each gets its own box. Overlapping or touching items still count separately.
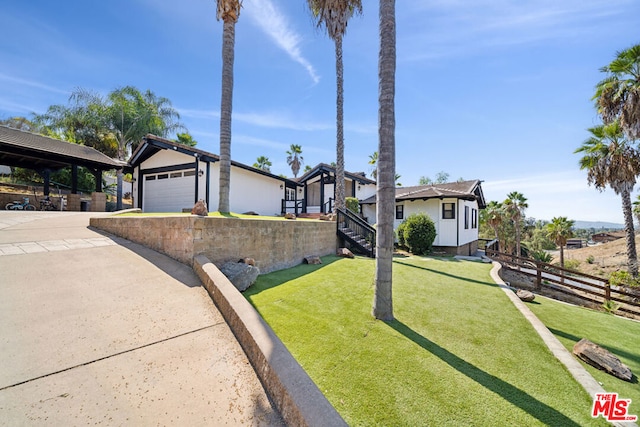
[35,86,182,209]
[633,195,640,225]
[372,0,395,321]
[545,217,575,269]
[419,171,449,185]
[575,121,640,276]
[0,116,38,132]
[216,0,243,213]
[175,132,197,147]
[253,156,272,172]
[307,0,362,212]
[286,144,304,178]
[503,191,528,257]
[368,151,378,179]
[483,201,503,241]
[594,44,640,139]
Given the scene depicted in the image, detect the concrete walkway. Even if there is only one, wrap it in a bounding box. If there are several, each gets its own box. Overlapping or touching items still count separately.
[0,211,283,426]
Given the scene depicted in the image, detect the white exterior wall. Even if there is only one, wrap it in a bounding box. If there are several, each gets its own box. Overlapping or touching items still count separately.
[458,199,479,246]
[356,183,376,201]
[227,166,285,216]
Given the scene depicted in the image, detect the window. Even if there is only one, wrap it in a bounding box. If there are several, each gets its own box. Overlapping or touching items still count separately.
[170,172,182,178]
[157,173,169,180]
[464,206,469,229]
[472,208,478,229]
[183,170,196,177]
[442,203,455,219]
[145,175,156,181]
[396,205,404,220]
[285,188,296,201]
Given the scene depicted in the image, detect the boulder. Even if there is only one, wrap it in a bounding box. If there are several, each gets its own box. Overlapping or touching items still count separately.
[337,248,354,259]
[238,257,256,266]
[320,213,336,221]
[284,212,297,220]
[220,261,260,292]
[191,199,208,216]
[573,338,633,382]
[304,256,322,265]
[516,289,535,302]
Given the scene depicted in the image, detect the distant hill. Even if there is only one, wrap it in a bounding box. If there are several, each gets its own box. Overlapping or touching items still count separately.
[573,220,624,230]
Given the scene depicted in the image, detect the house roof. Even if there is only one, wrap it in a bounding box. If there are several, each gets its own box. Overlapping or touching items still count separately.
[0,125,123,170]
[360,180,486,208]
[129,134,302,186]
[295,163,376,185]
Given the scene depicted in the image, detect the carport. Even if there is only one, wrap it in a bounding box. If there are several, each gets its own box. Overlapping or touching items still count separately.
[0,126,123,208]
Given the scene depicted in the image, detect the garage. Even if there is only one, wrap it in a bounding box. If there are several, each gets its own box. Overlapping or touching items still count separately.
[143,169,196,212]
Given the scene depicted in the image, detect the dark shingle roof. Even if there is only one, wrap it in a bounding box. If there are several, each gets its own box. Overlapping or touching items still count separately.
[295,162,376,184]
[361,180,486,208]
[0,125,122,169]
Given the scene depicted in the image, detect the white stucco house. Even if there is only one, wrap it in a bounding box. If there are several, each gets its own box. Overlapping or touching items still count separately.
[360,180,486,255]
[128,135,377,217]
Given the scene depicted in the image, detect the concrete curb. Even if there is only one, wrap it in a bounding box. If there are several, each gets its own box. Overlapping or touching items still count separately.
[490,262,637,427]
[193,255,347,427]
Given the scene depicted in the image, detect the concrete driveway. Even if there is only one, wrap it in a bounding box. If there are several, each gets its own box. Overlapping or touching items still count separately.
[0,211,282,426]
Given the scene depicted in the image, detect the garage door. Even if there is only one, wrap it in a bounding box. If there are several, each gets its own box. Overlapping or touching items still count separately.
[143,170,196,212]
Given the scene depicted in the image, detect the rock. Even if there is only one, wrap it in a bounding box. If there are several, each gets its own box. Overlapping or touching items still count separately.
[284,212,296,220]
[191,199,208,216]
[337,248,354,258]
[516,289,535,302]
[304,256,322,265]
[238,257,256,266]
[573,338,633,382]
[320,213,336,221]
[220,261,260,292]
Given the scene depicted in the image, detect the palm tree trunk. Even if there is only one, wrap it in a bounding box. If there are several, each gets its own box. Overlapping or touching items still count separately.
[334,36,345,213]
[373,0,395,321]
[621,188,638,277]
[218,18,235,213]
[559,244,565,284]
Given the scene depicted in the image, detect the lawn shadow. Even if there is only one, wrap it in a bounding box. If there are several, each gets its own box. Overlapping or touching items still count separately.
[388,319,582,427]
[393,259,498,288]
[243,255,344,298]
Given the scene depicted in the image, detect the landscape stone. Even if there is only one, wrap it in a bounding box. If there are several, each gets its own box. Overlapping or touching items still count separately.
[516,289,535,302]
[320,213,336,221]
[220,261,260,292]
[238,257,256,266]
[304,256,322,265]
[191,199,208,216]
[284,213,296,220]
[572,338,633,382]
[337,248,354,258]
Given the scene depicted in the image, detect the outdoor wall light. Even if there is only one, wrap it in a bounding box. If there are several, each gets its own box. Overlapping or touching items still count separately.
[198,169,204,177]
[280,184,284,189]
[358,184,362,191]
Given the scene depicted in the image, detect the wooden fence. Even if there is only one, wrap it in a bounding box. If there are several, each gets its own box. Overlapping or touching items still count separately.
[486,248,640,318]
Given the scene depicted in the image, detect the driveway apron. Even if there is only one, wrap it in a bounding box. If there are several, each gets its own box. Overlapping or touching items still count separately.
[0,211,282,426]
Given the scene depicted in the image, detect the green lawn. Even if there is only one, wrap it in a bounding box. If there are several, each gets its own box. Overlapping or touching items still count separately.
[528,296,640,417]
[245,255,609,426]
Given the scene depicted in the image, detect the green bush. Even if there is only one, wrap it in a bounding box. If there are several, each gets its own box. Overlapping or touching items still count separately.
[402,213,436,255]
[345,197,360,214]
[609,270,640,288]
[396,221,407,247]
[563,259,580,272]
[530,250,553,264]
[586,255,595,264]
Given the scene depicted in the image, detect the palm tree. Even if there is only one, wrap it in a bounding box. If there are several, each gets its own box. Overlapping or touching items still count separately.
[368,151,378,179]
[503,191,528,257]
[253,156,272,172]
[484,201,503,242]
[286,144,304,178]
[372,0,395,321]
[575,121,640,276]
[545,217,575,269]
[594,44,640,139]
[633,195,640,225]
[307,0,362,213]
[216,0,242,213]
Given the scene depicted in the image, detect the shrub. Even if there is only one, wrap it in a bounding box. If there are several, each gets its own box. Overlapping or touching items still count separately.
[396,221,407,247]
[609,270,640,288]
[563,259,581,272]
[530,250,553,264]
[402,213,436,255]
[345,197,360,214]
[586,255,595,264]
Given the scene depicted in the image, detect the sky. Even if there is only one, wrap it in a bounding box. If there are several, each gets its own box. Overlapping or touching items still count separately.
[1,0,639,224]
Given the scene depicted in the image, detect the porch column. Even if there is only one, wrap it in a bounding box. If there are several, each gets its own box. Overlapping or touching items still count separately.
[320,171,325,213]
[42,169,51,196]
[71,165,78,194]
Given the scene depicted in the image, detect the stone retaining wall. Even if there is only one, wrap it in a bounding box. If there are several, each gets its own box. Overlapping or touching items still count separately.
[90,215,337,273]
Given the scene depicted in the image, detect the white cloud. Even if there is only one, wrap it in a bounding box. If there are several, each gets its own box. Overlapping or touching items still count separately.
[243,0,320,84]
[178,107,330,131]
[0,73,69,96]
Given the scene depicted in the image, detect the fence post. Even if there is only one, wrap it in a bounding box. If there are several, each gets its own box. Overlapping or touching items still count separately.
[605,282,611,302]
[536,262,542,290]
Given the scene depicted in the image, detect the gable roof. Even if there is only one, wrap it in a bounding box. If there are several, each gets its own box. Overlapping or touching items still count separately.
[360,180,486,208]
[129,134,302,186]
[0,125,122,170]
[295,163,376,185]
